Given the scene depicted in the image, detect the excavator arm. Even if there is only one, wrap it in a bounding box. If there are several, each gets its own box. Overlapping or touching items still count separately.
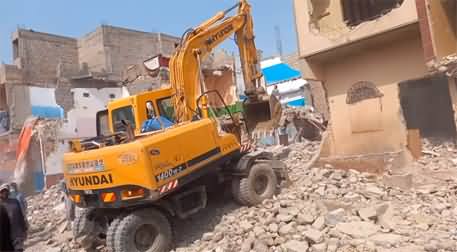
[169,0,281,131]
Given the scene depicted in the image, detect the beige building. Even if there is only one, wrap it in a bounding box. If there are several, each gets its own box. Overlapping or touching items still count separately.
[293,0,457,172]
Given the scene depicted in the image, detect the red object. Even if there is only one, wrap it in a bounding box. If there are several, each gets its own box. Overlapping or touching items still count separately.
[143,54,170,71]
[16,118,39,160]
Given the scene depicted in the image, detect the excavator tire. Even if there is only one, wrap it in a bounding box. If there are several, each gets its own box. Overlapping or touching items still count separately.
[231,178,249,205]
[238,163,277,206]
[73,208,99,250]
[106,216,124,252]
[114,209,172,252]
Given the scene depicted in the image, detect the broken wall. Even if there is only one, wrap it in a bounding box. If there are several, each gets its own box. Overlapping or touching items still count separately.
[43,141,68,187]
[60,87,125,139]
[7,86,65,130]
[322,36,427,156]
[293,0,418,57]
[399,76,456,140]
[417,0,457,65]
[9,85,32,130]
[0,64,23,84]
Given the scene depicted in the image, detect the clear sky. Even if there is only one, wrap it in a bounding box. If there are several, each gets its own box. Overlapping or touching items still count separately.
[0,0,298,64]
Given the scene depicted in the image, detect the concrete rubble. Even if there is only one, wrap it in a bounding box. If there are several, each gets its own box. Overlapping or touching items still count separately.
[25,185,79,252]
[23,139,457,252]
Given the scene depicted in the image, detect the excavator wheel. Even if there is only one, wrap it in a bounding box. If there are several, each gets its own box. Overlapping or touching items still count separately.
[236,163,278,206]
[114,209,172,252]
[231,178,249,205]
[73,208,107,250]
[106,216,124,252]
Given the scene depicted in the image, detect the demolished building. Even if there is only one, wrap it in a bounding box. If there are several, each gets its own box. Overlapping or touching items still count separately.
[293,0,457,172]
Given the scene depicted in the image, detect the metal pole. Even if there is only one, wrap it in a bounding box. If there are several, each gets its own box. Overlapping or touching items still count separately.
[38,131,47,189]
[158,32,162,55]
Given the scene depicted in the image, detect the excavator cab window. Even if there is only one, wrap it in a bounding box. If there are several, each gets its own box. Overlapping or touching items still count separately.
[112,106,136,132]
[146,101,156,120]
[96,109,110,137]
[157,97,176,123]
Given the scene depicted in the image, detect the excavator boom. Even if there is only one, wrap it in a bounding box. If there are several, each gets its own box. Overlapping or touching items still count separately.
[169,0,281,132]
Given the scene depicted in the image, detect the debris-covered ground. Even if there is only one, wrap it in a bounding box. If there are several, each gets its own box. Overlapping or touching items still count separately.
[25,185,76,252]
[25,139,457,252]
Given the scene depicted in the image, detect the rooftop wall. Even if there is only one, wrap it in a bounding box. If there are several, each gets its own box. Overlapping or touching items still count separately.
[294,0,419,57]
[13,29,79,84]
[98,26,179,79]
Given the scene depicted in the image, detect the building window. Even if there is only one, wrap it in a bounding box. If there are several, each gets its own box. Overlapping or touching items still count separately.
[12,39,19,60]
[347,81,384,133]
[346,81,383,105]
[341,0,404,27]
[109,94,116,99]
[83,92,90,98]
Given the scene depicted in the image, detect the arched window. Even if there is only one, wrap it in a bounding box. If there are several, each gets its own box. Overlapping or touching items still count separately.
[346,81,383,104]
[347,81,384,133]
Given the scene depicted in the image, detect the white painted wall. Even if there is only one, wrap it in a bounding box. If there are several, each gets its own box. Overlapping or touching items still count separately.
[29,86,64,118]
[60,88,125,138]
[29,87,60,107]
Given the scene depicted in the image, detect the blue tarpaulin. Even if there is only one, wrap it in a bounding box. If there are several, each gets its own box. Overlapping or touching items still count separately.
[31,106,64,119]
[287,98,306,107]
[262,63,301,86]
[141,116,174,133]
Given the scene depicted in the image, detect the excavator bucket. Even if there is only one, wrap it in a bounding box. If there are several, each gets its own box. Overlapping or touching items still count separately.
[243,95,282,133]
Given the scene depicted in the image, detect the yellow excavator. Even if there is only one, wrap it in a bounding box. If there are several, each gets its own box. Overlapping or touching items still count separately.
[63,1,284,251]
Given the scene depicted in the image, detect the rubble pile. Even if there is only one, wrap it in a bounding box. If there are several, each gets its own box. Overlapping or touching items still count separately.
[417,139,457,169]
[401,139,457,188]
[430,53,457,75]
[174,141,457,252]
[22,139,457,252]
[33,119,61,154]
[25,185,77,252]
